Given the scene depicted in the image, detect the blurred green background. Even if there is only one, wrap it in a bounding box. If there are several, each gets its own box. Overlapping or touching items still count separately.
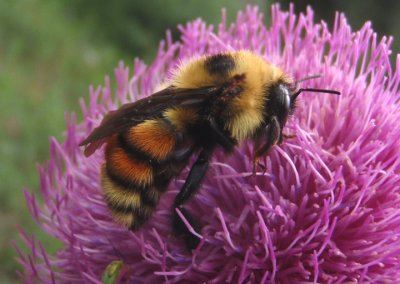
[1,0,399,282]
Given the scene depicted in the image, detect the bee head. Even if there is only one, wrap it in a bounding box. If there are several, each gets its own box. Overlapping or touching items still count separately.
[265,78,340,128]
[265,83,295,128]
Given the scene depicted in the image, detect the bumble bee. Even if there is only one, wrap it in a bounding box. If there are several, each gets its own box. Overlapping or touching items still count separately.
[80,50,340,249]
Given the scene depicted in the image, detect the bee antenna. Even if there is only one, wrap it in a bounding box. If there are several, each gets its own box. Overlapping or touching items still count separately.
[292,88,341,100]
[294,74,322,84]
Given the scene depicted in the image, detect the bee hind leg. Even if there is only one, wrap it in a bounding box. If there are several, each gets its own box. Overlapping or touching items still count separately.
[172,207,202,251]
[172,147,213,250]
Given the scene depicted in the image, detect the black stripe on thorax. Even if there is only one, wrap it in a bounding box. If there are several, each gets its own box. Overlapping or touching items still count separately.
[204,53,235,76]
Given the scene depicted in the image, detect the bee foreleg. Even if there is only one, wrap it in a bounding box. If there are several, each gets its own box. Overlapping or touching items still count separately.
[172,147,213,250]
[252,116,280,175]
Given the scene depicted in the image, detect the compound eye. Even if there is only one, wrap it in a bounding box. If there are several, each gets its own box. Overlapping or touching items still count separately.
[265,83,294,125]
[284,93,291,110]
[277,84,291,112]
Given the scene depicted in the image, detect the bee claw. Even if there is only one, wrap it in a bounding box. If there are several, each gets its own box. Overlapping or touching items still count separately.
[252,156,267,176]
[282,133,296,140]
[259,162,267,174]
[252,157,259,176]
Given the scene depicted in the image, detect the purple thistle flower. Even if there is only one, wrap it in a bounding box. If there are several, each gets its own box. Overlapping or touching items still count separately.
[16,4,400,283]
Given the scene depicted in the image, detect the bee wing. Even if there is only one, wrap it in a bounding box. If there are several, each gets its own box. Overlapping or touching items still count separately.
[79,86,219,156]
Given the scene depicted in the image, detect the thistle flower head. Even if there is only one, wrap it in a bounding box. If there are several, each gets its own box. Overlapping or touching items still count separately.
[16,5,400,283]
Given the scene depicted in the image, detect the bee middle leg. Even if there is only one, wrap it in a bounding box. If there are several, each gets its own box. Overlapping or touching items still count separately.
[172,147,213,250]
